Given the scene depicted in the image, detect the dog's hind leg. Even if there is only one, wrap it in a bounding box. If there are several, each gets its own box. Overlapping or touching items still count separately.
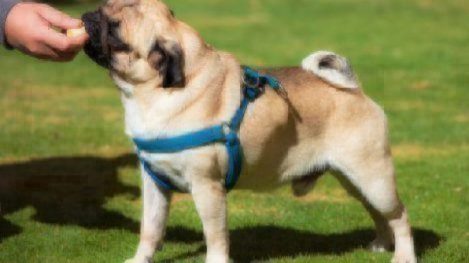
[331,151,416,263]
[191,175,229,263]
[332,168,394,252]
[126,167,172,263]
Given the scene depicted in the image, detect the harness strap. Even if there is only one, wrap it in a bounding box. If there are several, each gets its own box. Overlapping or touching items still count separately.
[133,67,282,192]
[134,125,226,153]
[141,159,179,191]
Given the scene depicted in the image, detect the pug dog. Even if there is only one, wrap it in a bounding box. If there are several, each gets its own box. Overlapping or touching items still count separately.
[82,0,416,262]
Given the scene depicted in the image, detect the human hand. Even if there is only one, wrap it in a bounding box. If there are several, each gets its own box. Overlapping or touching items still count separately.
[4,2,88,62]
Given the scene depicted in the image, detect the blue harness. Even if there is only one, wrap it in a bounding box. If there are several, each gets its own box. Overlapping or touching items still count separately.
[133,67,284,192]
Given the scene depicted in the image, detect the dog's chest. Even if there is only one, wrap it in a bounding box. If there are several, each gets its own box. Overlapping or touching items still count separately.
[123,96,217,192]
[139,151,192,191]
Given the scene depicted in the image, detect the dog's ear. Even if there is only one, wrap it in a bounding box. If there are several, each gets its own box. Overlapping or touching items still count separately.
[148,40,185,88]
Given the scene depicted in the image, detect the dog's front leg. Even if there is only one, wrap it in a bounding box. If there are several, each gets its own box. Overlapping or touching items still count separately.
[126,168,172,263]
[192,177,229,263]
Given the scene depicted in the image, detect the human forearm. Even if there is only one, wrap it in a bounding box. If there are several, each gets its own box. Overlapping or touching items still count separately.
[0,0,19,47]
[2,2,88,61]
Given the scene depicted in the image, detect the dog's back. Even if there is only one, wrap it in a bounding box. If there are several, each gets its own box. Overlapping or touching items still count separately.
[238,51,374,185]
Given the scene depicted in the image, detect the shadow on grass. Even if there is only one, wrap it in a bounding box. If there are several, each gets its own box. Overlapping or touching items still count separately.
[0,153,140,243]
[164,226,441,261]
[0,154,441,260]
[0,217,21,242]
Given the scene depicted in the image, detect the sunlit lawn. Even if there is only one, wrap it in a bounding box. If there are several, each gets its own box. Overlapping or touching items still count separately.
[0,0,468,262]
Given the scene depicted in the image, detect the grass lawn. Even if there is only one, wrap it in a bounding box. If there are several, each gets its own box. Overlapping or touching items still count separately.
[0,0,468,262]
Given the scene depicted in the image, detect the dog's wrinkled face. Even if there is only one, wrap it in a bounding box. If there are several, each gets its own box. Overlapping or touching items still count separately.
[82,0,185,88]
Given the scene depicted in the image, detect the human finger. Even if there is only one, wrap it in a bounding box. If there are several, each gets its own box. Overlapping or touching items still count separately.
[38,4,82,30]
[40,27,76,53]
[23,43,62,61]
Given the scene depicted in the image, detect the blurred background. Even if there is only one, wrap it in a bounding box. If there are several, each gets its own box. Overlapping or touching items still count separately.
[0,0,467,262]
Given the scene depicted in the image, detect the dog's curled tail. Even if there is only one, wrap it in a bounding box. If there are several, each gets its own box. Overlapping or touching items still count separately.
[301,51,359,89]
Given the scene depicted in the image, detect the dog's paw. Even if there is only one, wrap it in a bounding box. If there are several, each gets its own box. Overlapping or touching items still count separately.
[206,254,229,263]
[391,253,417,263]
[124,256,152,263]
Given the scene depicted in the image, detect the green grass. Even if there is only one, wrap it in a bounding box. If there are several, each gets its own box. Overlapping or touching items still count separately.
[0,0,468,262]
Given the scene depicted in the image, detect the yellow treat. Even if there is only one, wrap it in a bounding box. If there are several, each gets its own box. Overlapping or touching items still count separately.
[67,27,86,38]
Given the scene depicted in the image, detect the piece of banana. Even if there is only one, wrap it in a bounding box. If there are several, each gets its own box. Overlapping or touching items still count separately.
[66,27,86,38]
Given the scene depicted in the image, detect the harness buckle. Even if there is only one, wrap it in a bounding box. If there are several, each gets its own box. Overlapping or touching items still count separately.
[243,73,261,88]
[222,122,232,136]
[222,122,238,146]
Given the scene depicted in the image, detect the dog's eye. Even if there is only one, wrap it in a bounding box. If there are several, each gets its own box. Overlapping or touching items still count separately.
[109,39,131,53]
[108,21,120,29]
[107,21,131,52]
[108,21,121,39]
[170,9,175,16]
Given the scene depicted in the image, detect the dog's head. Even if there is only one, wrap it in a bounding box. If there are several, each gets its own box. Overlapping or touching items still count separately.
[82,0,187,88]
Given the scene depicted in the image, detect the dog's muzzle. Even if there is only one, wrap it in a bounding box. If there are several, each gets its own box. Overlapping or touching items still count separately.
[82,10,112,68]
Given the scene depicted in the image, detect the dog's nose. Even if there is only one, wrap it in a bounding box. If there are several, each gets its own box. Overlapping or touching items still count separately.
[81,11,101,38]
[81,10,112,69]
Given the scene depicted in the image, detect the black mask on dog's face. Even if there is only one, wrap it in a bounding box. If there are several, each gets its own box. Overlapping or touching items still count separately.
[81,3,185,88]
[82,10,130,69]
